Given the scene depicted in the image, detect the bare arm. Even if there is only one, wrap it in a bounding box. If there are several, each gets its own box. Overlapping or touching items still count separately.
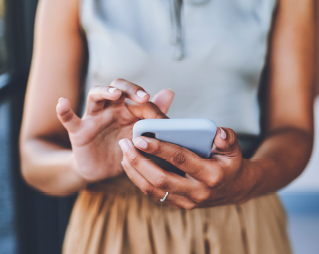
[251,0,315,195]
[118,0,315,208]
[20,0,86,195]
[20,0,174,196]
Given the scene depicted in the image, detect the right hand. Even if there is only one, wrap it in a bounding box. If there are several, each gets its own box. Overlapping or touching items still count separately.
[56,79,174,184]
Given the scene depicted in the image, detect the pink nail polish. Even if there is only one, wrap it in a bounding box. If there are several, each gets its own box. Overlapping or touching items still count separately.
[136,90,148,99]
[119,139,129,153]
[219,127,227,140]
[134,138,148,149]
[108,87,117,93]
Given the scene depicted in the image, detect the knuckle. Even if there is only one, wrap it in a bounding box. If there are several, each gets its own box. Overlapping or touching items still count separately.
[122,160,130,169]
[192,191,210,204]
[126,83,136,94]
[121,80,141,94]
[205,177,217,188]
[171,150,188,167]
[153,176,169,189]
[206,171,223,188]
[183,202,197,210]
[128,154,140,167]
[60,110,73,123]
[152,142,163,156]
[140,184,155,197]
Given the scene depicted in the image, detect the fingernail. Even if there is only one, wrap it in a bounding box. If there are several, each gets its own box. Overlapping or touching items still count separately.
[119,139,129,153]
[58,97,64,103]
[121,161,124,167]
[108,87,117,93]
[219,127,227,140]
[136,90,148,98]
[134,138,148,149]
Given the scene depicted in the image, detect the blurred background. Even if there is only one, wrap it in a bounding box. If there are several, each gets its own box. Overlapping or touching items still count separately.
[0,1,318,254]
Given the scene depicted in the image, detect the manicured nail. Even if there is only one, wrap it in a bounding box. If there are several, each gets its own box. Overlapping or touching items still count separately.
[219,127,227,140]
[108,87,117,93]
[134,138,148,149]
[58,97,64,103]
[136,90,148,98]
[119,139,129,153]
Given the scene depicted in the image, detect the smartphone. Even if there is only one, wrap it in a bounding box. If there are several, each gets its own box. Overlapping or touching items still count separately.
[132,119,217,176]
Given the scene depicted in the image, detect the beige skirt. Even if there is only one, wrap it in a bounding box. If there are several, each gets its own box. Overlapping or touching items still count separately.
[63,175,292,254]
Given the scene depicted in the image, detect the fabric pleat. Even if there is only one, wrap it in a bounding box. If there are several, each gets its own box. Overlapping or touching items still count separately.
[63,175,292,254]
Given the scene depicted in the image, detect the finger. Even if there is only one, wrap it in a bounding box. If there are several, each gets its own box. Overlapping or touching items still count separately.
[86,86,122,114]
[56,97,82,133]
[132,136,212,182]
[119,138,192,194]
[151,89,175,114]
[125,100,169,120]
[211,127,241,156]
[122,157,197,209]
[110,78,150,104]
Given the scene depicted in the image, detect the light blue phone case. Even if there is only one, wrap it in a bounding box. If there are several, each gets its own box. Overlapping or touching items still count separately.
[133,119,217,175]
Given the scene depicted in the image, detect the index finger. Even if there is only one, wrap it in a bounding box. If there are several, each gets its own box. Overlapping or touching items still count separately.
[133,136,212,182]
[110,79,150,104]
[120,138,195,195]
[125,100,169,120]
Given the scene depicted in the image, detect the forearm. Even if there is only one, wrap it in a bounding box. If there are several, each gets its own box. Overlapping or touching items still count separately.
[247,128,313,196]
[20,138,87,196]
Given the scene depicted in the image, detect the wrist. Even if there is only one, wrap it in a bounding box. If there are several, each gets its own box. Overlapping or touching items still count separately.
[69,153,88,191]
[239,159,267,200]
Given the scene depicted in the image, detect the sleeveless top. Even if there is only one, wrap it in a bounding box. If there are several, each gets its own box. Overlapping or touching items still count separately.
[80,0,277,136]
[62,1,293,253]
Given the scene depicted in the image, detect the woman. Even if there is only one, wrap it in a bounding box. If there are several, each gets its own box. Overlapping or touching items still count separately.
[20,0,314,253]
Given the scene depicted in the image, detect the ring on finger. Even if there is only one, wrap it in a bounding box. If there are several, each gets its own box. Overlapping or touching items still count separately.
[160,192,169,202]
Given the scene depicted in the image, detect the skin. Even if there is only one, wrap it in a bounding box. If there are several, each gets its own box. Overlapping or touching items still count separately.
[20,0,314,210]
[19,0,175,195]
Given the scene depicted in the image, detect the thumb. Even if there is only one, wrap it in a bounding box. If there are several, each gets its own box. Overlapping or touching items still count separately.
[56,97,82,133]
[211,127,241,156]
[151,89,175,114]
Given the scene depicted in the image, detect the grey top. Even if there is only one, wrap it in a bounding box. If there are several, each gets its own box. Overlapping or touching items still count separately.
[80,0,277,136]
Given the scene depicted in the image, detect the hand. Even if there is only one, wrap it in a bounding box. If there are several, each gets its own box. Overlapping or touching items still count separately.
[56,79,174,183]
[120,127,262,209]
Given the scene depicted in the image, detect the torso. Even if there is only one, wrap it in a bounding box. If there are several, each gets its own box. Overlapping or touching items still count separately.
[80,0,276,135]
[62,2,292,253]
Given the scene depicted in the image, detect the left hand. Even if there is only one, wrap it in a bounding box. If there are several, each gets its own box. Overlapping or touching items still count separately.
[119,127,262,209]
